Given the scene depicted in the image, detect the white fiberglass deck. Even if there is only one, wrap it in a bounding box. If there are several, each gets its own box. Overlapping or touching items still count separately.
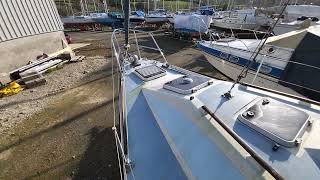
[124,60,320,180]
[213,38,260,51]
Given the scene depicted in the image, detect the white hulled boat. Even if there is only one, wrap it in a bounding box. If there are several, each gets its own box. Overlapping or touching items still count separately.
[197,25,320,99]
[271,5,320,35]
[112,28,320,180]
[145,9,169,24]
[212,9,272,31]
[174,6,214,33]
[111,1,320,180]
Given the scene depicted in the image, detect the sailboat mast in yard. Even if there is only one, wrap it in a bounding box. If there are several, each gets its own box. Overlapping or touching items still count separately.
[80,0,85,15]
[84,0,89,14]
[176,0,178,12]
[124,0,130,48]
[68,0,74,16]
[103,0,108,13]
[93,0,97,12]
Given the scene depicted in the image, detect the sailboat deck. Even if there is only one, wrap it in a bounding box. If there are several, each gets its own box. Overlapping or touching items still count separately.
[124,60,320,180]
[202,39,261,51]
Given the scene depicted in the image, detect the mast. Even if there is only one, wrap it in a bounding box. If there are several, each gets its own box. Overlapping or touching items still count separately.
[103,0,108,13]
[177,0,179,11]
[148,0,150,14]
[124,0,130,46]
[80,0,85,15]
[63,0,69,16]
[68,0,74,16]
[93,0,97,12]
[84,0,89,15]
[227,0,231,11]
[176,0,178,12]
[121,0,124,13]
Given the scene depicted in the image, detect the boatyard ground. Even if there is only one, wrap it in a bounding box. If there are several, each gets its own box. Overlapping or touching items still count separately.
[0,31,228,179]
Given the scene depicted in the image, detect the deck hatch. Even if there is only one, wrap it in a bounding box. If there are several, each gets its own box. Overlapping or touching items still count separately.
[238,98,311,147]
[163,74,211,94]
[134,65,166,81]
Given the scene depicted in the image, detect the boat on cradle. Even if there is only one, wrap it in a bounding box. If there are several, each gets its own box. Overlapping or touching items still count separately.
[197,25,320,100]
[174,6,214,34]
[212,10,228,20]
[273,18,318,35]
[112,26,320,180]
[269,4,320,23]
[212,9,273,32]
[129,10,145,26]
[174,14,212,34]
[61,15,94,25]
[167,12,175,24]
[145,9,169,24]
[198,6,215,15]
[90,12,123,28]
[111,1,320,179]
[270,4,320,35]
[90,13,118,26]
[92,11,145,28]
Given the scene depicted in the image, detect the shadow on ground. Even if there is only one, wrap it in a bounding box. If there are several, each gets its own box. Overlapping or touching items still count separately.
[0,59,120,179]
[73,126,119,180]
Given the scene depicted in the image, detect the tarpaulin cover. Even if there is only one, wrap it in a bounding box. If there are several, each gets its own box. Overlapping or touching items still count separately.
[174,14,212,33]
[135,11,145,17]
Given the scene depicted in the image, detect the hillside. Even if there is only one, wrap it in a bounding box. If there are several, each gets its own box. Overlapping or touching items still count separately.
[54,0,320,16]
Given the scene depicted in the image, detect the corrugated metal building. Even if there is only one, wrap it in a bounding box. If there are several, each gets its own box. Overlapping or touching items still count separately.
[0,0,63,42]
[0,0,66,78]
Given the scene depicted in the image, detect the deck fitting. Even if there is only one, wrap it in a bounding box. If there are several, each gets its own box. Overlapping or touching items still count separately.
[272,144,280,151]
[222,91,233,99]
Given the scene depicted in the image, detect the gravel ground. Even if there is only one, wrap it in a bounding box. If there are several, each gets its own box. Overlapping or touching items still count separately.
[0,31,227,179]
[0,56,109,133]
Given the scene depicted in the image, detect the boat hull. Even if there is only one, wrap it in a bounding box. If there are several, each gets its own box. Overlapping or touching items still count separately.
[145,17,168,23]
[197,42,285,78]
[168,17,174,24]
[273,23,302,35]
[92,17,118,26]
[61,17,94,25]
[198,47,303,95]
[213,19,259,30]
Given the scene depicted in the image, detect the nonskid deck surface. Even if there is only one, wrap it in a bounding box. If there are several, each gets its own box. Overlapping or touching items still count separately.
[206,39,261,51]
[124,60,320,180]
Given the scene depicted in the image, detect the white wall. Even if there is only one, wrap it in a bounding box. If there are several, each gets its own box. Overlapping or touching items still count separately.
[0,0,65,81]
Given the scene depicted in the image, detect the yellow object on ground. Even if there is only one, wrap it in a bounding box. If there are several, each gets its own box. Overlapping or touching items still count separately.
[0,81,23,98]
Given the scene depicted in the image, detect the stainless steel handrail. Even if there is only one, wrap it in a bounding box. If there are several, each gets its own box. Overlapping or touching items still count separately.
[111,28,169,69]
